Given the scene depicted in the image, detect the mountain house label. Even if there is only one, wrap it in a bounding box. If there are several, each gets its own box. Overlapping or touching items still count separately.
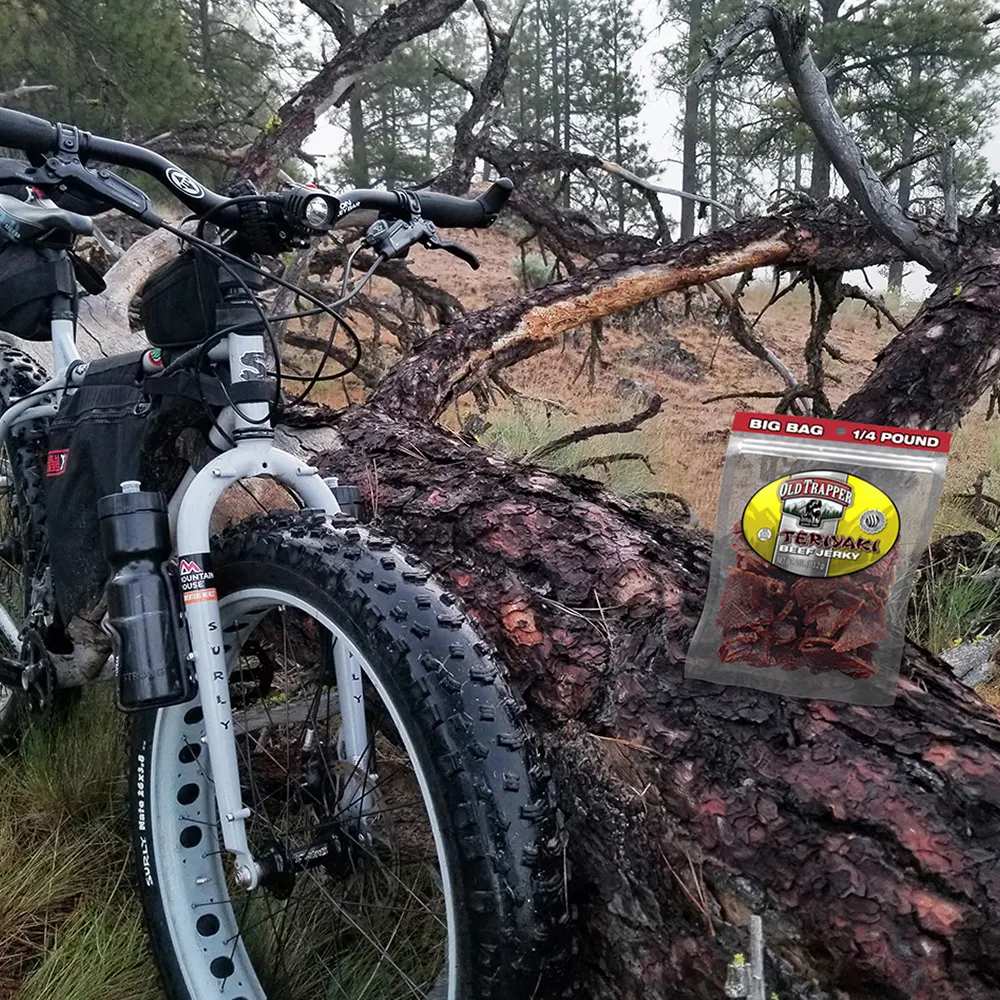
[686,412,951,706]
[741,470,900,578]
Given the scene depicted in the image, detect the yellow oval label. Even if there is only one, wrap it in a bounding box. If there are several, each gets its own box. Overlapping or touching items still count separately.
[741,470,899,578]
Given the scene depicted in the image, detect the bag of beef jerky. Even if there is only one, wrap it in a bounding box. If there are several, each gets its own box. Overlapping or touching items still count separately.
[686,411,951,705]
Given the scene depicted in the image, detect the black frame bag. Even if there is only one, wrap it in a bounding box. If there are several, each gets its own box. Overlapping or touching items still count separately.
[139,248,220,348]
[43,354,200,621]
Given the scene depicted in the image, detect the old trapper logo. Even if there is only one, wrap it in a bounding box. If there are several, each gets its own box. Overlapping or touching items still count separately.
[778,476,853,528]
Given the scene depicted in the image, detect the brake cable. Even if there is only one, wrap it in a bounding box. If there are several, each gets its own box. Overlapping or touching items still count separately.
[154,219,380,415]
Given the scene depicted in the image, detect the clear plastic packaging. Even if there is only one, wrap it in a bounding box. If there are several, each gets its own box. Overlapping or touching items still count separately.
[686,412,951,705]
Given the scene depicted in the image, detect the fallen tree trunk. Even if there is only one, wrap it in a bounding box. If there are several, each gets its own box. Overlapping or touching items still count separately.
[275,399,1000,1000]
[370,211,919,421]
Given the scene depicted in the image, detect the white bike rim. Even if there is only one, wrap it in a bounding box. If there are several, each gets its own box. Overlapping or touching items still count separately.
[145,585,456,1000]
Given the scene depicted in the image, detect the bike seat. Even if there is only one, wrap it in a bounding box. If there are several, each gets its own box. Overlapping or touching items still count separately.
[0,192,93,242]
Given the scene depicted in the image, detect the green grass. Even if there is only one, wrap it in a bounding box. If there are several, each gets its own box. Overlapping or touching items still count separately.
[0,687,154,999]
[481,402,659,499]
[0,689,446,999]
[908,539,1000,654]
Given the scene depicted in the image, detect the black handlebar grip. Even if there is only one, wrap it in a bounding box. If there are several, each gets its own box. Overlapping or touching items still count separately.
[0,107,58,156]
[414,177,515,229]
[475,178,514,221]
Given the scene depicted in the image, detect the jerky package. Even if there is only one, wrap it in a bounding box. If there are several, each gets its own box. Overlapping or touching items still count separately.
[686,411,951,705]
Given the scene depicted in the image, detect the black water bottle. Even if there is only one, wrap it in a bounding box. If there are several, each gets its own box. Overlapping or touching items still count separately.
[98,482,190,711]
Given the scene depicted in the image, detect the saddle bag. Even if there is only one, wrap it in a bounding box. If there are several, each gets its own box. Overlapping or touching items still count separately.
[43,353,196,621]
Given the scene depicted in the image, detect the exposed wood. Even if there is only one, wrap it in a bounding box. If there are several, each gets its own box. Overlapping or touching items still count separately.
[370,211,932,421]
[74,228,180,358]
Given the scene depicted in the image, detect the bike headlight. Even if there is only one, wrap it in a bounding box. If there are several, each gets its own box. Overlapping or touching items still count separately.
[303,194,331,228]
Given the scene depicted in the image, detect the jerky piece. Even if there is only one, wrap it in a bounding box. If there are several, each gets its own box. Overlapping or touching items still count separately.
[717,570,787,633]
[808,596,866,638]
[772,605,798,645]
[810,648,876,679]
[833,612,887,652]
[720,628,772,665]
[735,550,775,576]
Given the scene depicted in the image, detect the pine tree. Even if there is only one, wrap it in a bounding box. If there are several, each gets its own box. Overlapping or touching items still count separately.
[575,0,650,232]
[662,0,1000,243]
[327,2,477,188]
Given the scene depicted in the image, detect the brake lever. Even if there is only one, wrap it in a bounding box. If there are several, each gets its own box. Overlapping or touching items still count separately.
[422,222,480,271]
[364,216,480,270]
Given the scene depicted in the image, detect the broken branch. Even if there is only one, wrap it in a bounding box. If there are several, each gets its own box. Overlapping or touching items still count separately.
[528,395,663,462]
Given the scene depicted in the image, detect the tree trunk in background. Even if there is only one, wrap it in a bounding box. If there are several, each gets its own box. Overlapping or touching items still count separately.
[338,1,370,187]
[347,88,369,186]
[680,0,703,240]
[198,0,212,75]
[613,2,625,233]
[808,0,842,202]
[561,0,572,208]
[549,0,561,153]
[709,79,719,229]
[887,58,921,302]
[809,130,832,200]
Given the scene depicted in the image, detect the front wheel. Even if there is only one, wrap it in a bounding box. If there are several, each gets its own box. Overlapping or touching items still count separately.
[130,511,563,1000]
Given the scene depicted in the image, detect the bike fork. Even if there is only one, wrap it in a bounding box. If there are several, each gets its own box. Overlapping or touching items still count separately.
[173,332,342,887]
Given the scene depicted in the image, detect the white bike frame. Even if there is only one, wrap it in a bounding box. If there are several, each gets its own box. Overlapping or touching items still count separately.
[0,310,369,889]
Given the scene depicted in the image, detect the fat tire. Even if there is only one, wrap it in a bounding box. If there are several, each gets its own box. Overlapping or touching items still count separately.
[0,345,49,738]
[130,509,565,1000]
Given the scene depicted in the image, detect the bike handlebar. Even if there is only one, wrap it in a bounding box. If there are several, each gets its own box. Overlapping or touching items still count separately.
[0,107,58,156]
[0,106,513,233]
[335,180,513,229]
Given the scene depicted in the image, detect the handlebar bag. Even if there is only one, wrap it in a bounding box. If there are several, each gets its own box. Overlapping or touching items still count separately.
[43,353,196,621]
[139,248,220,348]
[0,242,75,341]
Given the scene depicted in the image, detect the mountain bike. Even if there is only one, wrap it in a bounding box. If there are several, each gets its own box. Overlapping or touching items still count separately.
[0,106,562,1000]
